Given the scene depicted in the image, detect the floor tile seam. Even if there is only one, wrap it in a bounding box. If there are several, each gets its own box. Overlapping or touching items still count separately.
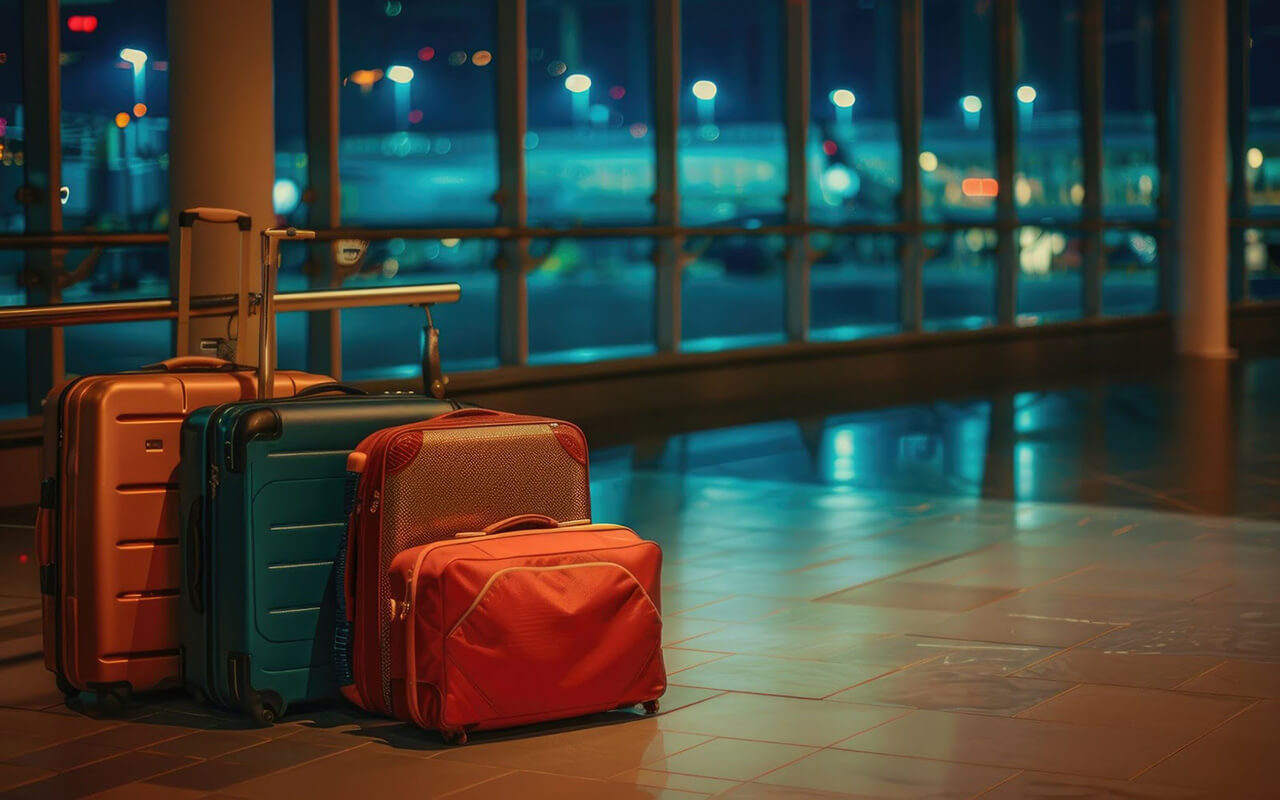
[970,769,1026,798]
[428,767,518,799]
[815,655,950,702]
[1124,697,1264,782]
[166,739,374,793]
[1004,622,1130,678]
[668,681,860,702]
[1008,681,1085,719]
[1096,475,1205,514]
[0,764,58,793]
[682,737,827,785]
[0,716,130,755]
[674,646,924,669]
[828,742,1139,780]
[807,541,1013,603]
[0,738,134,773]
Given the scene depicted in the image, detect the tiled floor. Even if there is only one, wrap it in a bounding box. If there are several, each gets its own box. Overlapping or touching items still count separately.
[0,358,1277,797]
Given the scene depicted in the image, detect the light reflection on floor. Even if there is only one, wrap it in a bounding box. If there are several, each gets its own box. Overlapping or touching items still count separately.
[0,357,1275,797]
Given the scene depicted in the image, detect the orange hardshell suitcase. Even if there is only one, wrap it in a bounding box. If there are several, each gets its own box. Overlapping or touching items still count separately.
[335,408,592,717]
[387,516,666,742]
[35,209,329,707]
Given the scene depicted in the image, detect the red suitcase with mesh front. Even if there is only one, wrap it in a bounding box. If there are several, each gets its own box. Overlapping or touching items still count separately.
[387,516,665,742]
[334,409,592,717]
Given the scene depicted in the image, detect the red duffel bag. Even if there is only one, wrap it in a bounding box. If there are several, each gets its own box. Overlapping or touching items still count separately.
[386,515,666,743]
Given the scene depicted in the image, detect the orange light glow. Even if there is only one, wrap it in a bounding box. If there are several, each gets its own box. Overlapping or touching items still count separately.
[132,103,148,118]
[350,69,384,88]
[114,112,131,129]
[962,177,998,197]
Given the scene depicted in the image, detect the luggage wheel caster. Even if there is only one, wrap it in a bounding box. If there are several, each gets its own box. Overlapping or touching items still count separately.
[244,690,286,727]
[185,683,208,706]
[441,729,468,746]
[95,686,129,716]
[643,700,660,715]
[54,674,80,700]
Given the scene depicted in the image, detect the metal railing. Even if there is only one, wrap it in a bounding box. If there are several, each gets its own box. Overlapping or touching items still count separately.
[0,283,462,330]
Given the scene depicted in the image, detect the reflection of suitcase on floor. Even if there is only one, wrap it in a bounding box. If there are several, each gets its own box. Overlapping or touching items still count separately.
[178,387,459,725]
[336,409,593,717]
[35,209,330,709]
[387,516,666,743]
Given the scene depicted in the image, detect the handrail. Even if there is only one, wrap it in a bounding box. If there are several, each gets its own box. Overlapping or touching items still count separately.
[0,283,461,330]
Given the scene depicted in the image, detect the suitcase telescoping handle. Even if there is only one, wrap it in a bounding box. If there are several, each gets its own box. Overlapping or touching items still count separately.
[257,227,316,400]
[176,207,253,359]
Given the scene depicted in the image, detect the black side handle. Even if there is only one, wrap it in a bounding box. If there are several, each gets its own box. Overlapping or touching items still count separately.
[186,498,204,614]
[295,383,368,398]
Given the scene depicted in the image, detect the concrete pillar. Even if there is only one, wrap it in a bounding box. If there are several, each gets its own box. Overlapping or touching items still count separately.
[1174,0,1231,359]
[167,0,275,362]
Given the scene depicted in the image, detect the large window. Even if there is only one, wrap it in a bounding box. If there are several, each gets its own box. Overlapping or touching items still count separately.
[59,0,170,232]
[679,0,786,227]
[0,0,22,235]
[921,0,996,224]
[338,1,499,226]
[810,0,899,225]
[0,0,1227,419]
[1103,0,1158,218]
[527,0,654,227]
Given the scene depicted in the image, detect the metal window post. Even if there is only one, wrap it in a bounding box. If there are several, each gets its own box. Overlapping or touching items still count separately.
[994,0,1019,325]
[783,0,811,342]
[1227,0,1249,303]
[1155,0,1177,312]
[653,0,682,352]
[1080,0,1103,317]
[19,0,63,414]
[304,0,342,376]
[898,0,923,332]
[496,0,530,365]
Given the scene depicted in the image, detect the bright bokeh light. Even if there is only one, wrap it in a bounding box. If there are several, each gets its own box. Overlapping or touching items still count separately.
[830,89,855,108]
[564,73,592,93]
[417,47,435,62]
[609,85,626,100]
[132,103,147,118]
[113,112,130,129]
[408,109,424,124]
[823,164,853,194]
[119,48,147,70]
[350,69,383,87]
[961,177,999,197]
[472,50,492,66]
[273,178,300,215]
[919,151,939,172]
[1016,85,1037,104]
[386,65,414,84]
[629,122,648,138]
[67,15,98,33]
[691,79,718,100]
[962,95,982,113]
[1248,147,1264,169]
[822,139,837,156]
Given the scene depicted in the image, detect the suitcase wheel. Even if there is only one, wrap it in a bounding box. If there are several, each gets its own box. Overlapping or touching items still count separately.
[185,683,208,707]
[94,686,129,716]
[643,700,660,715]
[441,729,468,746]
[244,690,286,727]
[54,673,80,700]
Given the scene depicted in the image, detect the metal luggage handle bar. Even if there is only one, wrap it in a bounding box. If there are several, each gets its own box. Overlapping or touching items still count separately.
[0,283,462,330]
[258,227,315,399]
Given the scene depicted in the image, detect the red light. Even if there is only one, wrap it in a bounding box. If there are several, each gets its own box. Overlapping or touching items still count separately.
[822,139,837,156]
[962,177,999,197]
[408,109,424,124]
[18,554,28,564]
[608,85,626,100]
[418,47,435,62]
[67,15,98,33]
